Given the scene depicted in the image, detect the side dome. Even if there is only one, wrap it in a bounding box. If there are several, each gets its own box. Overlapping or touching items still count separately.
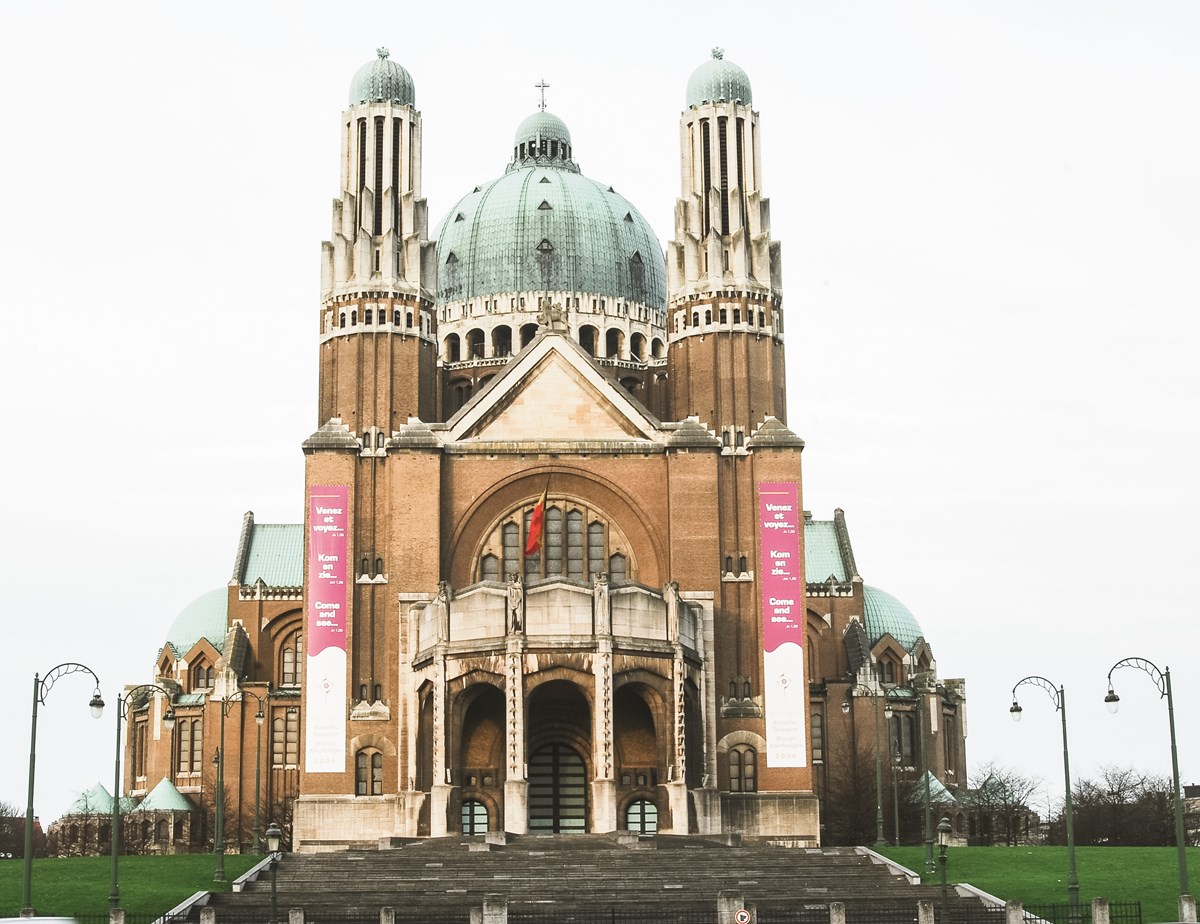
[863,585,924,650]
[165,588,228,656]
[686,48,752,107]
[349,47,415,107]
[434,113,666,308]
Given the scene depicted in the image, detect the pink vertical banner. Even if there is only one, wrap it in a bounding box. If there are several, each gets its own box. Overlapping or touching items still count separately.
[306,485,348,772]
[758,482,806,767]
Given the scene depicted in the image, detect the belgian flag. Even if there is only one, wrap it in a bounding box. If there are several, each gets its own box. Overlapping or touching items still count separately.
[524,483,549,555]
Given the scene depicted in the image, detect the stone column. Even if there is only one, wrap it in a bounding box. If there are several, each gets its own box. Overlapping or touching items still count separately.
[1004,900,1024,924]
[1179,895,1197,924]
[429,651,451,837]
[917,900,934,924]
[1092,898,1110,924]
[592,637,617,832]
[503,638,528,834]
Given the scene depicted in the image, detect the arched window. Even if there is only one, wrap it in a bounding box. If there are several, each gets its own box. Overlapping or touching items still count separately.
[626,799,658,834]
[891,713,918,766]
[155,819,168,841]
[141,820,151,843]
[461,799,489,834]
[481,554,499,581]
[543,507,563,576]
[190,719,203,771]
[280,629,303,687]
[356,749,383,795]
[177,719,192,772]
[728,745,757,793]
[339,312,346,328]
[205,666,214,687]
[393,310,401,326]
[608,553,627,584]
[364,309,373,325]
[273,709,300,767]
[350,310,357,325]
[566,509,584,579]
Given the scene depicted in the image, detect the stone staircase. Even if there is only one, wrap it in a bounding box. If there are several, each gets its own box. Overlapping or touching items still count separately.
[205,834,991,922]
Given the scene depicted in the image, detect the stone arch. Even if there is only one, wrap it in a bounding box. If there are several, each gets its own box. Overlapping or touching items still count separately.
[349,732,397,757]
[715,729,767,754]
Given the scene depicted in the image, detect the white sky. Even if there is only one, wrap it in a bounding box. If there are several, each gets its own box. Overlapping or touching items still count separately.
[1,1,1197,827]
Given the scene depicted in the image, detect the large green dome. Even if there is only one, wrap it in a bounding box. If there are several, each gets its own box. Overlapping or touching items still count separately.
[434,113,665,308]
[165,587,228,656]
[686,48,752,108]
[349,47,415,107]
[863,585,924,650]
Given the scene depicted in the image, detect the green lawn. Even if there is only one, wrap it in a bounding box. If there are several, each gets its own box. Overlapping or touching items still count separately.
[876,846,1200,924]
[2,848,1197,921]
[0,854,265,917]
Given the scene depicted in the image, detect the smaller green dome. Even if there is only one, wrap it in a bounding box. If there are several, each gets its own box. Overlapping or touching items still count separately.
[686,48,753,108]
[349,47,415,107]
[863,585,924,651]
[165,588,228,657]
[514,111,572,148]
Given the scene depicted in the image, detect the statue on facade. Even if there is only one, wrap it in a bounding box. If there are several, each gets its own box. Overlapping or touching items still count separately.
[593,571,611,635]
[506,571,524,633]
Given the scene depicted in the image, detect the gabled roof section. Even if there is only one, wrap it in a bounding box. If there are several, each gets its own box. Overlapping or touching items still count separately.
[446,330,663,446]
[909,771,958,805]
[232,514,303,587]
[64,782,114,815]
[133,778,193,812]
[222,623,250,676]
[804,517,846,583]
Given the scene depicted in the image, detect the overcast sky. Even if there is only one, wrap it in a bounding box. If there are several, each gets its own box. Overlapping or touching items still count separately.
[1,1,1196,827]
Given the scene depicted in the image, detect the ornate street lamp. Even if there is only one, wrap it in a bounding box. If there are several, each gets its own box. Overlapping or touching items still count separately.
[214,689,268,879]
[841,682,887,846]
[1104,658,1191,910]
[110,684,175,910]
[937,814,952,915]
[1010,675,1080,922]
[23,663,105,915]
[266,821,283,924]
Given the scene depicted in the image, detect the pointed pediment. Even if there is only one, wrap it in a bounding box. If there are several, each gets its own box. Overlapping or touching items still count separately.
[447,334,660,444]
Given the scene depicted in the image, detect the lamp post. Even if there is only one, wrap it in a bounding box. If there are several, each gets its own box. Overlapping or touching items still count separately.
[841,683,886,846]
[1104,658,1191,908]
[891,747,902,846]
[110,684,175,911]
[883,681,907,844]
[22,663,105,915]
[918,679,934,875]
[266,821,282,924]
[1010,675,1080,922]
[214,689,267,879]
[937,814,952,916]
[884,682,934,871]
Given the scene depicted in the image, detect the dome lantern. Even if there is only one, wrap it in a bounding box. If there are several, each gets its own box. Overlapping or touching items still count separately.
[685,47,753,108]
[349,47,416,108]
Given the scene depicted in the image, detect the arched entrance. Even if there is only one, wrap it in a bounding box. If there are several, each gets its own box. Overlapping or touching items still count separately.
[528,742,587,833]
[525,679,591,833]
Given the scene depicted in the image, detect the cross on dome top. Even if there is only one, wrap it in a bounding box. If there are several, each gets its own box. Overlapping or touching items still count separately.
[535,78,550,111]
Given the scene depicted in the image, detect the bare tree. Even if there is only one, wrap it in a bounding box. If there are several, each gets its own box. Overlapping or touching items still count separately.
[968,762,1042,845]
[1072,766,1176,846]
[822,736,877,845]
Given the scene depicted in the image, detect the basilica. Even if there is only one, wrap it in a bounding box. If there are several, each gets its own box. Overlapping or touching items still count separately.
[113,48,968,852]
